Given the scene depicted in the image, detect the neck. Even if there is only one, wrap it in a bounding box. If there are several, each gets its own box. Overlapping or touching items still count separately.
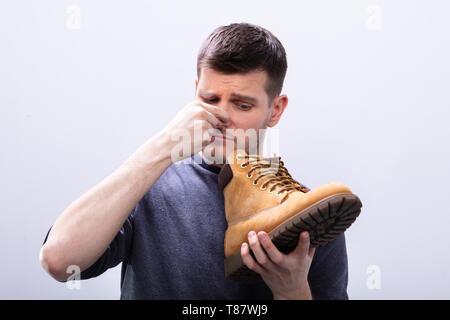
[199,150,224,168]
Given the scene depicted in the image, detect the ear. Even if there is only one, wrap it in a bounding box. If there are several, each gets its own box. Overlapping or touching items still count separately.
[195,79,198,93]
[267,94,288,127]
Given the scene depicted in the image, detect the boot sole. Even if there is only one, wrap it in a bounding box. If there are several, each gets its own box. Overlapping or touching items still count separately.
[224,192,362,283]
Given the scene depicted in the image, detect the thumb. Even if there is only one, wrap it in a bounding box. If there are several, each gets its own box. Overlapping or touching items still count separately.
[292,231,310,258]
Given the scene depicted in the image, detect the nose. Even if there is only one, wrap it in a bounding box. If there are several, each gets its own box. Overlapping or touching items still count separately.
[216,102,233,128]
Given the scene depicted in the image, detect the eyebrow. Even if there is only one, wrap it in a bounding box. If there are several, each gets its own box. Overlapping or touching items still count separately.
[198,90,259,104]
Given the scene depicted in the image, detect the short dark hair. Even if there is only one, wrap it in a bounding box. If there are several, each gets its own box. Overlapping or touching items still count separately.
[197,22,288,104]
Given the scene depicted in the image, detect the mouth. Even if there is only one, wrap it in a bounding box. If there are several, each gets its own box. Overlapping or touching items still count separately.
[213,134,235,142]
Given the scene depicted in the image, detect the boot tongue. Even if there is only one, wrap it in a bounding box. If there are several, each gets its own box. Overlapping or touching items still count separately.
[218,163,233,192]
[219,149,249,193]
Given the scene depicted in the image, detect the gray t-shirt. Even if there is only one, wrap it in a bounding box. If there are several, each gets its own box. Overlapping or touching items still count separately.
[43,152,349,299]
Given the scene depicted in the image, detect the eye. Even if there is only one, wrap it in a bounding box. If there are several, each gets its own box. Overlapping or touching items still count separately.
[207,98,219,103]
[238,104,252,111]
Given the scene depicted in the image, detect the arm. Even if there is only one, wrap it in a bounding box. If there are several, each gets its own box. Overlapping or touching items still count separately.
[39,131,173,281]
[39,100,230,282]
[307,233,349,300]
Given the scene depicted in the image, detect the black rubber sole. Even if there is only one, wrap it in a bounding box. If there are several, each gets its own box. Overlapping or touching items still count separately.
[224,193,362,283]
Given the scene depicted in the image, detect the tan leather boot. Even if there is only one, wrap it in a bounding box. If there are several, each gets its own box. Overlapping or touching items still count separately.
[218,149,362,283]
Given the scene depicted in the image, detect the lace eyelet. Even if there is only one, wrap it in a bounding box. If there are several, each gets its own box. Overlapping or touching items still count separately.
[236,154,243,160]
[268,189,274,194]
[240,163,247,168]
[247,173,252,178]
[252,180,258,185]
[276,191,283,196]
[260,185,267,191]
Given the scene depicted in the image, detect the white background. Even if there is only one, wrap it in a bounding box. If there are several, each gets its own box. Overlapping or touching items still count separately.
[1,0,449,299]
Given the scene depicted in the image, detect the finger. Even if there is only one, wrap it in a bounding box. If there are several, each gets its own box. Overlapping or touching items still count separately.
[247,231,275,270]
[201,121,230,149]
[241,242,266,275]
[257,231,285,266]
[198,102,230,124]
[201,121,217,147]
[195,106,223,129]
[308,247,316,259]
[292,231,310,258]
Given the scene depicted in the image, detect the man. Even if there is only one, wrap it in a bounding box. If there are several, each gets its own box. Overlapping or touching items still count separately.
[40,22,349,299]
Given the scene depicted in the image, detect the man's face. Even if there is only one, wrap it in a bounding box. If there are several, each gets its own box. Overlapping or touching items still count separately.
[195,67,287,165]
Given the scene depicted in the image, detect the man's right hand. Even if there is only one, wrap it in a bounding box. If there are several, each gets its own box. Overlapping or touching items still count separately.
[159,100,230,162]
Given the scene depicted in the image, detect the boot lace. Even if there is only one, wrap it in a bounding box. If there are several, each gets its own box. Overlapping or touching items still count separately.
[238,154,309,203]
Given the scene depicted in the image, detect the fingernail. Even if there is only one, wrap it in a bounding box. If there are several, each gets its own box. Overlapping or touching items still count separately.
[248,231,256,239]
[258,232,267,241]
[242,242,247,249]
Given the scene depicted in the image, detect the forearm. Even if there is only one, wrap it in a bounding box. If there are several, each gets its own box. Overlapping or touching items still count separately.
[40,131,173,281]
[273,281,312,300]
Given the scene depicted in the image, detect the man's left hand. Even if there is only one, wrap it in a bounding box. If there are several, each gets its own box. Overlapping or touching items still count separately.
[241,230,315,300]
